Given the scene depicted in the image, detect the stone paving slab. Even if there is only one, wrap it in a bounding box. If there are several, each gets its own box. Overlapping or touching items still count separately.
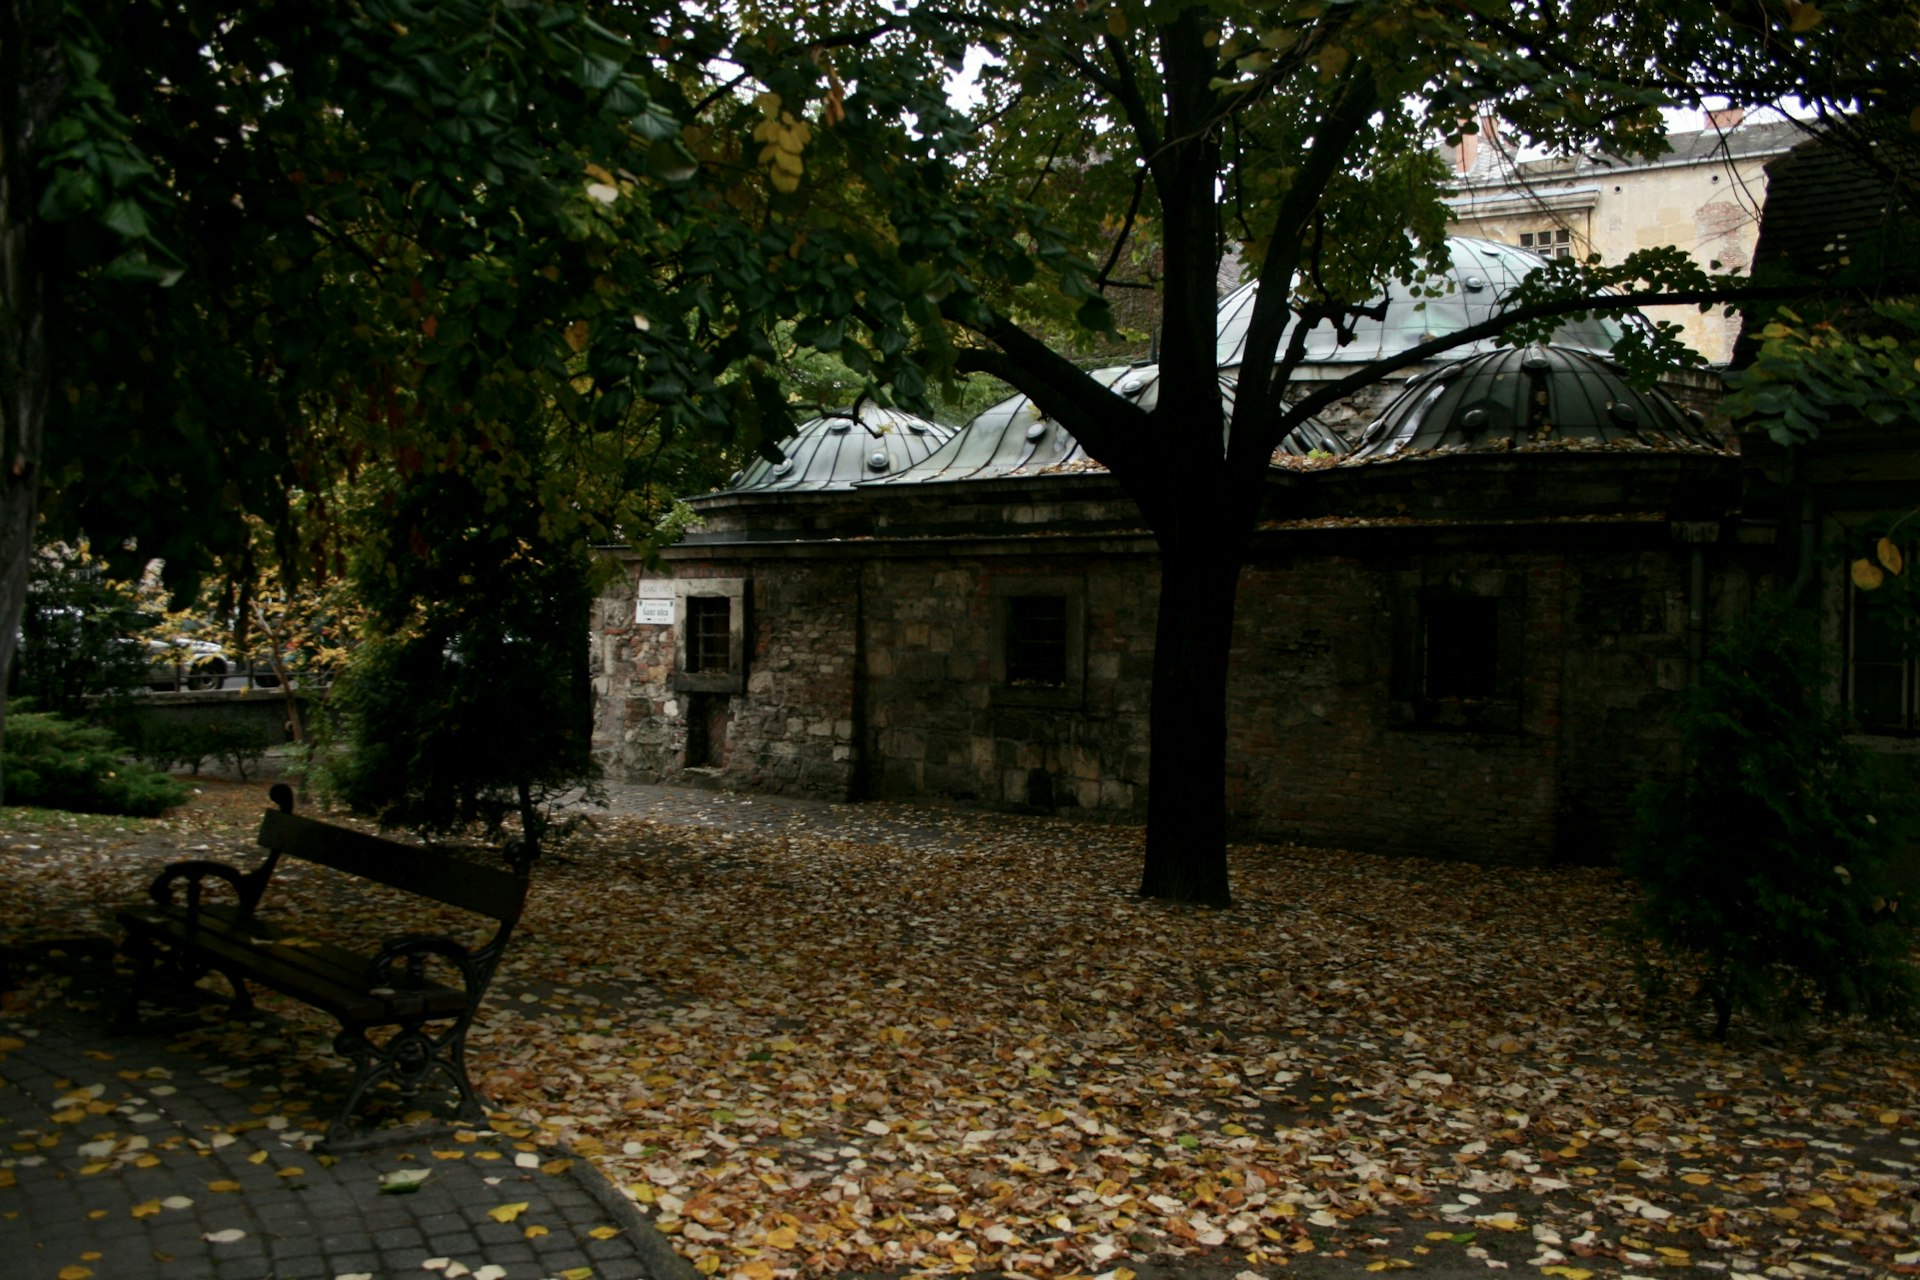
[0,954,694,1280]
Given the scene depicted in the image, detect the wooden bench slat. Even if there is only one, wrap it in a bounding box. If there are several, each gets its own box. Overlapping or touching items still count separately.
[118,906,466,1022]
[257,809,527,920]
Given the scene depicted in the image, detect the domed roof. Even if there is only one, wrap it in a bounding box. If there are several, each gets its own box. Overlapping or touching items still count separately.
[1215,237,1636,368]
[876,365,1344,485]
[723,405,954,492]
[1347,344,1720,461]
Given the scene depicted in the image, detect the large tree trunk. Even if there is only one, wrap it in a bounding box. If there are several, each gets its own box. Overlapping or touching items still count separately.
[1138,524,1245,907]
[0,0,65,800]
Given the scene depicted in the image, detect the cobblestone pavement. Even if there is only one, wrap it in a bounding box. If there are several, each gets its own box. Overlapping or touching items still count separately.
[0,928,696,1280]
[0,777,879,1280]
[0,779,1066,1280]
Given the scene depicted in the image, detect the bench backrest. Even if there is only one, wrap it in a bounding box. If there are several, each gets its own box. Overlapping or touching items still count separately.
[257,807,529,924]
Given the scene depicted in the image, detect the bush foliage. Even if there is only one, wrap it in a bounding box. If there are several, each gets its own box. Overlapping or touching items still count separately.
[1624,600,1918,1037]
[3,712,189,817]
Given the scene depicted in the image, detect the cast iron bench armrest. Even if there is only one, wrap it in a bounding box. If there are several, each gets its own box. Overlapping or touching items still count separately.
[146,859,259,925]
[366,933,480,995]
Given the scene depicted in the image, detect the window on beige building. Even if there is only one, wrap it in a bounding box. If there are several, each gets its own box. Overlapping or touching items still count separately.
[1519,227,1574,258]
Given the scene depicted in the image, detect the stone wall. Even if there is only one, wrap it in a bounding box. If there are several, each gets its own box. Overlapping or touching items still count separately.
[591,561,861,797]
[856,555,1156,817]
[589,457,1782,865]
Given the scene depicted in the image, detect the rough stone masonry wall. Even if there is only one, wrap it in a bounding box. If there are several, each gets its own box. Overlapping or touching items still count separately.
[593,535,1740,864]
[731,562,862,795]
[1226,551,1567,863]
[857,555,1157,818]
[591,560,861,797]
[1223,542,1750,864]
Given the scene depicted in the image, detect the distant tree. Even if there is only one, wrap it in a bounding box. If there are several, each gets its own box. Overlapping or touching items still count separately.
[11,546,152,720]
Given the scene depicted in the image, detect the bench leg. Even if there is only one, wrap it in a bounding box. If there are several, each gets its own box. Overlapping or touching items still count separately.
[114,933,257,1031]
[326,1019,487,1147]
[114,932,214,1031]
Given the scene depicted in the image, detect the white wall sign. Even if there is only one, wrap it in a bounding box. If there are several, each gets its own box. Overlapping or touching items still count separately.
[637,598,675,625]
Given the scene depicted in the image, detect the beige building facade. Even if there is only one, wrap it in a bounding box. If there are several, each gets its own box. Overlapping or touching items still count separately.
[1445,114,1803,366]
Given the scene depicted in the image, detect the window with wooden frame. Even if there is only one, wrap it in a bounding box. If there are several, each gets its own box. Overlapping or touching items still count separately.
[1392,573,1525,732]
[685,597,732,674]
[991,577,1086,708]
[672,578,747,693]
[1519,227,1574,259]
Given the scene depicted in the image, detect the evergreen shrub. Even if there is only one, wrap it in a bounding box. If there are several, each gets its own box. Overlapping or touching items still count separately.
[4,712,190,817]
[1624,599,1918,1037]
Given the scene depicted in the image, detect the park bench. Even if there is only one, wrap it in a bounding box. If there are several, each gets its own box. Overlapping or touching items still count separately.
[115,783,535,1148]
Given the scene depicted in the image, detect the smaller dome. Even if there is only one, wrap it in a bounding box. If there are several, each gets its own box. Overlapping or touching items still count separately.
[876,365,1145,483]
[723,405,954,492]
[1349,345,1720,461]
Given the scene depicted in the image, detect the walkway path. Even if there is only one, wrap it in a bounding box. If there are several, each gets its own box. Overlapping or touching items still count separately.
[0,783,717,1280]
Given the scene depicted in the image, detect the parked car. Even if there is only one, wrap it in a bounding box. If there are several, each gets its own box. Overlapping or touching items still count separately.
[145,637,236,692]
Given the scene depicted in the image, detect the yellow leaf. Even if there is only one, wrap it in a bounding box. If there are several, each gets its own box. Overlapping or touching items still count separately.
[247,1151,269,1165]
[584,162,616,186]
[1880,1110,1903,1125]
[489,1202,531,1223]
[80,1253,101,1261]
[207,1180,241,1193]
[540,1158,574,1175]
[58,1267,92,1280]
[564,320,591,353]
[1541,1269,1594,1280]
[589,1225,620,1240]
[766,1225,799,1249]
[525,1224,550,1239]
[1681,1172,1712,1186]
[1806,1193,1836,1209]
[696,1256,722,1276]
[1853,558,1885,590]
[557,1269,594,1280]
[277,1168,304,1179]
[0,1035,25,1052]
[1657,1247,1691,1259]
[433,1150,466,1160]
[131,1200,162,1218]
[1878,537,1904,575]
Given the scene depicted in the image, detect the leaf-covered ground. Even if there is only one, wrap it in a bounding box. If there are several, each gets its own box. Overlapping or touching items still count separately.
[2,779,1916,1280]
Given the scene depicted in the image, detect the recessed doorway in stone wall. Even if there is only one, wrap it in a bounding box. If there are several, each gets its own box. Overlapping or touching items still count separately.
[686,692,730,768]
